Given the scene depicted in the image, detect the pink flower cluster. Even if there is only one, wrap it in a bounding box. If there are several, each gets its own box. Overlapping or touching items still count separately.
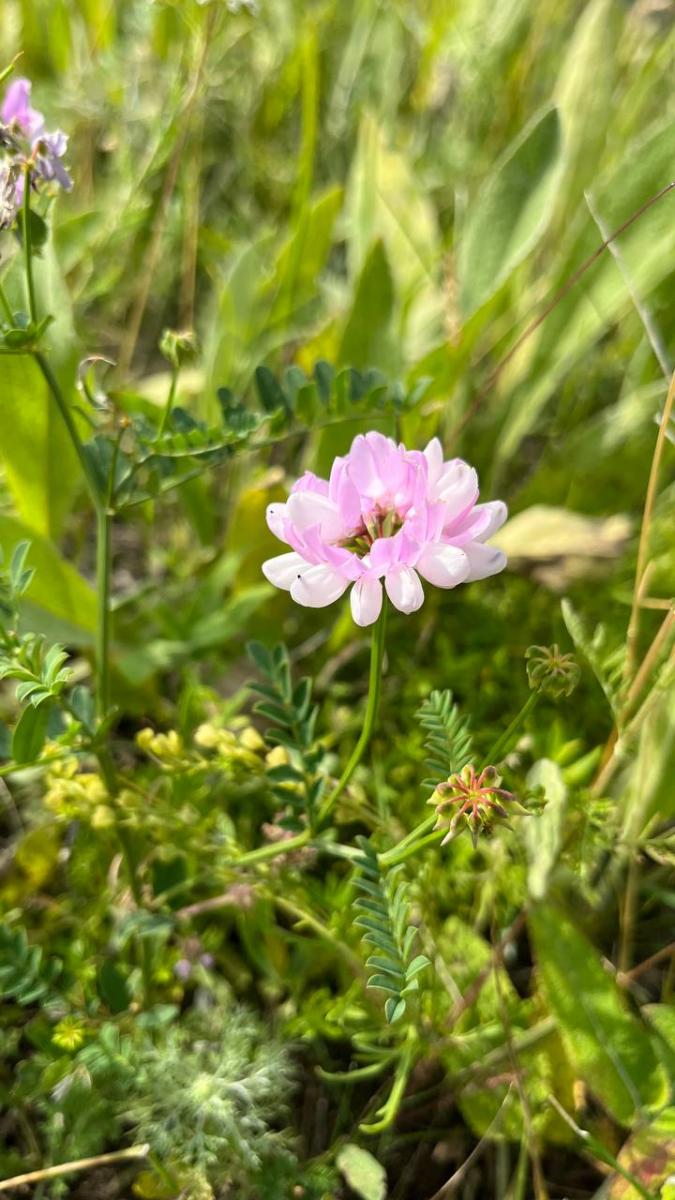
[1,78,72,230]
[263,432,507,626]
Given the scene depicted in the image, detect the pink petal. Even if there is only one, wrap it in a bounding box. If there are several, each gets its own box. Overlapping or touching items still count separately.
[473,500,508,541]
[287,491,345,541]
[385,565,424,614]
[291,470,329,497]
[262,552,308,590]
[416,544,469,588]
[329,457,362,530]
[290,565,349,608]
[464,542,507,581]
[434,461,479,516]
[350,577,383,626]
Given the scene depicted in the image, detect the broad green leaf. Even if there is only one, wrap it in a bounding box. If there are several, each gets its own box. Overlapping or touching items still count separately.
[525,759,567,900]
[457,107,562,317]
[0,515,96,637]
[554,0,619,202]
[530,904,668,1124]
[12,704,50,765]
[497,117,675,461]
[338,239,395,371]
[600,1107,675,1199]
[623,682,675,839]
[337,1144,387,1200]
[98,960,132,1014]
[344,112,443,358]
[0,234,81,536]
[0,358,80,538]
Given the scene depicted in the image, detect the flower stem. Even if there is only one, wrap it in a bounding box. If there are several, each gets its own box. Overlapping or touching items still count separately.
[484,690,539,766]
[0,278,14,325]
[232,830,311,868]
[379,815,437,867]
[23,170,38,326]
[318,603,388,826]
[95,506,112,721]
[34,352,99,498]
[158,363,179,435]
[21,227,149,1000]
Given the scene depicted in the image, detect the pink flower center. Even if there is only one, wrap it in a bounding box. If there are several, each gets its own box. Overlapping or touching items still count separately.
[338,507,405,557]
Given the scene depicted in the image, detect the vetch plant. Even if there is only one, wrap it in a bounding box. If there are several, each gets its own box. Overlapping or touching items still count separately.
[0,76,71,229]
[262,430,507,625]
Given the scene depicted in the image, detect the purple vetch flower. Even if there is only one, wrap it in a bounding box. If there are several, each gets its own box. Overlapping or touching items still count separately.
[33,130,72,191]
[1,78,45,140]
[262,432,507,626]
[0,76,72,219]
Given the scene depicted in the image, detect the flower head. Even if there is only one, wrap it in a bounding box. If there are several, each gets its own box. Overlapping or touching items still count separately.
[262,432,507,625]
[429,763,521,846]
[525,644,580,698]
[0,77,72,228]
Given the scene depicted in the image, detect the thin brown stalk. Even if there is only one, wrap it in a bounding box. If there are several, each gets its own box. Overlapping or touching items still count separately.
[426,1086,514,1200]
[446,911,527,1026]
[618,854,641,976]
[626,368,675,678]
[0,1145,149,1192]
[624,605,675,717]
[593,645,675,796]
[618,939,675,985]
[493,919,549,1200]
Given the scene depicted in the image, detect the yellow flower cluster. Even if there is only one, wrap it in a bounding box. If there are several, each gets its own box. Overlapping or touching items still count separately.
[44,757,114,828]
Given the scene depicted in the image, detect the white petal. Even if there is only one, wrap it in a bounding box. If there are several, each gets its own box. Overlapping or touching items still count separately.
[287,491,345,540]
[290,565,349,608]
[385,565,424,614]
[416,544,469,589]
[350,577,383,627]
[422,437,444,486]
[464,542,507,581]
[434,462,478,513]
[266,502,288,540]
[473,500,508,541]
[262,552,307,590]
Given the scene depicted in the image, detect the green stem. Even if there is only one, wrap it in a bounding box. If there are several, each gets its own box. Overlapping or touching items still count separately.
[18,199,149,1003]
[484,690,539,766]
[23,171,38,325]
[359,1028,417,1134]
[34,352,100,500]
[0,277,14,324]
[380,814,436,867]
[233,829,311,868]
[318,603,388,826]
[97,745,153,1003]
[95,507,112,721]
[158,364,179,435]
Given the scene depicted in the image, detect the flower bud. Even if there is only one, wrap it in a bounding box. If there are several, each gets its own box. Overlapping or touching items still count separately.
[525,644,580,698]
[159,328,197,368]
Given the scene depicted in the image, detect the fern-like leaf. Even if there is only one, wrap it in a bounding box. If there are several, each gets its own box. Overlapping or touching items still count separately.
[0,924,65,1005]
[247,642,323,822]
[353,838,430,1023]
[415,689,472,792]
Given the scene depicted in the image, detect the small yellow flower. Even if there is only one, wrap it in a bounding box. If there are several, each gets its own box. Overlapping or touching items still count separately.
[52,1017,86,1052]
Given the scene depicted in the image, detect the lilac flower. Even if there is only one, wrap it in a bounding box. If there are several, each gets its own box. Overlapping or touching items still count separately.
[262,432,507,626]
[33,130,72,191]
[0,77,72,216]
[1,79,45,140]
